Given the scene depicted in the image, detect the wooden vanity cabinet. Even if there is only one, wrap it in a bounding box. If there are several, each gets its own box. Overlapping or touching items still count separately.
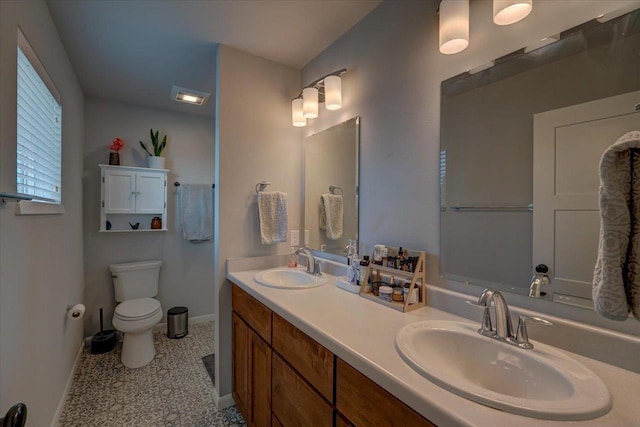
[231,283,436,427]
[337,359,436,427]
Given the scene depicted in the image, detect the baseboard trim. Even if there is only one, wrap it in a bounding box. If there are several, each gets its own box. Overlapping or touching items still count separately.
[83,313,215,344]
[51,342,83,427]
[212,387,235,410]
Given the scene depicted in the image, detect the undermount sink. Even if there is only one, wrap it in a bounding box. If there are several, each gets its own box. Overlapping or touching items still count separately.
[395,320,611,421]
[254,268,328,289]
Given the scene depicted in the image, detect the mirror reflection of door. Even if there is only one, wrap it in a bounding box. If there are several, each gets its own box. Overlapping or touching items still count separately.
[534,90,640,307]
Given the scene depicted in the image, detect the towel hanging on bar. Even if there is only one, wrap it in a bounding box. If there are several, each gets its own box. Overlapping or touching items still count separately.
[257,191,288,244]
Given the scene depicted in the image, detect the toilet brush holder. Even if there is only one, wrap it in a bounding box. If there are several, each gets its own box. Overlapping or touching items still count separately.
[91,308,116,354]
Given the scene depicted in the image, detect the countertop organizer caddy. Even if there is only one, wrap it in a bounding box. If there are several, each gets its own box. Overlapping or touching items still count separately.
[359,246,426,312]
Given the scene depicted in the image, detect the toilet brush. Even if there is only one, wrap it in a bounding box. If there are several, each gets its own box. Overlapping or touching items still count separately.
[91,308,116,354]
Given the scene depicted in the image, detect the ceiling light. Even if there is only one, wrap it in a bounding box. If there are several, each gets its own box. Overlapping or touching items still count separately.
[439,0,470,55]
[493,0,533,26]
[291,98,306,127]
[303,87,319,119]
[170,85,211,106]
[324,75,342,110]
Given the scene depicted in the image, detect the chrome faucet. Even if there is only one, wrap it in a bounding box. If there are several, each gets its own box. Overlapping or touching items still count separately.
[468,288,552,349]
[295,247,322,276]
[529,264,550,298]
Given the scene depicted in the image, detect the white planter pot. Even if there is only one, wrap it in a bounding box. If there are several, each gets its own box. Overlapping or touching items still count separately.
[148,156,165,169]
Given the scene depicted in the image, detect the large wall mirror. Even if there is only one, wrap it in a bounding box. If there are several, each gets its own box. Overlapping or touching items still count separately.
[304,117,360,256]
[440,10,640,308]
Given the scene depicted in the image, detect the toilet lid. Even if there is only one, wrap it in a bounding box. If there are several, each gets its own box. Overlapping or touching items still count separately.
[115,298,161,320]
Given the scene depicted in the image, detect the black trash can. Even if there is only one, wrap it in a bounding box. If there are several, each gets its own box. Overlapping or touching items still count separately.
[167,306,188,339]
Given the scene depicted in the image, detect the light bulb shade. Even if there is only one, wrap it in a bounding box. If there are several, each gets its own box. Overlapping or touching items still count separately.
[324,75,342,110]
[493,0,532,25]
[292,98,306,127]
[303,87,319,118]
[439,0,470,55]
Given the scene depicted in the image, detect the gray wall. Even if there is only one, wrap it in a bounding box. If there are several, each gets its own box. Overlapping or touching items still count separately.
[0,1,85,425]
[83,97,215,334]
[302,1,640,337]
[215,45,301,399]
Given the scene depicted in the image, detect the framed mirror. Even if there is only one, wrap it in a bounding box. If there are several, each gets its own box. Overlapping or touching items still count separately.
[304,117,360,256]
[440,10,640,307]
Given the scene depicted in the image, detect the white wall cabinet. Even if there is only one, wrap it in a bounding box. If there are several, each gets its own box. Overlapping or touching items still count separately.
[99,165,168,232]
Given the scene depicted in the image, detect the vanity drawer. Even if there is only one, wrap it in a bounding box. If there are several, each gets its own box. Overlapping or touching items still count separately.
[272,353,333,427]
[337,359,436,427]
[232,284,272,343]
[272,313,335,401]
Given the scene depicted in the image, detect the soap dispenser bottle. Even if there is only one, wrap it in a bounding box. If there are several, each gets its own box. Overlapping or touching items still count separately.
[288,247,298,268]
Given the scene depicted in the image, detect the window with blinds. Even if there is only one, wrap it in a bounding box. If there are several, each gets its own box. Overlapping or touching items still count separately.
[16,30,62,203]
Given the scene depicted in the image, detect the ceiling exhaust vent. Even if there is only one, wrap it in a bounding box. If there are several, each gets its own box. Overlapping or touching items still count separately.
[170,85,211,106]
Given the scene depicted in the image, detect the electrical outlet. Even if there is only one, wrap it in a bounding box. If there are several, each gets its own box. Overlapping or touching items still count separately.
[290,230,300,246]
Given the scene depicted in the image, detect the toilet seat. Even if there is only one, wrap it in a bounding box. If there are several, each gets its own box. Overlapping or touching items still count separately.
[114,298,161,321]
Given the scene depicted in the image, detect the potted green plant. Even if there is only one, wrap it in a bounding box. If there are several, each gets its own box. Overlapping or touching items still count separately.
[140,128,167,169]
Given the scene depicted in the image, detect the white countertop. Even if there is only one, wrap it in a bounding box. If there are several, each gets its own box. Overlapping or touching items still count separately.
[227,267,640,427]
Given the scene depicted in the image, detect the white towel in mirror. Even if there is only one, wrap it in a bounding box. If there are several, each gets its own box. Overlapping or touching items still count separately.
[320,193,343,240]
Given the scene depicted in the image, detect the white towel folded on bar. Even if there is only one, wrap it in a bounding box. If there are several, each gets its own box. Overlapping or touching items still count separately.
[258,191,288,245]
[320,193,343,240]
[593,130,640,321]
[180,183,213,242]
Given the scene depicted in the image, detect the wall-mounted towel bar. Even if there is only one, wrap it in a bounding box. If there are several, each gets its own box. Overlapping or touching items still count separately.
[174,181,215,188]
[255,181,271,194]
[449,204,533,212]
[329,185,343,195]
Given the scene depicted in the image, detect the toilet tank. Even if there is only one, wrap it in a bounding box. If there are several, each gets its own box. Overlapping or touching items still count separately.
[110,260,162,302]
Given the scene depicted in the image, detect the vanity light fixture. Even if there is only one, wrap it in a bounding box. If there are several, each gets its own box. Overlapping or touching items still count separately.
[493,0,533,26]
[291,69,346,127]
[291,98,306,127]
[439,0,470,55]
[170,85,211,106]
[303,87,319,118]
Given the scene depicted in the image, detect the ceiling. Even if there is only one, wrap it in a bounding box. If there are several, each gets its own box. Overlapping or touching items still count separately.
[46,0,382,117]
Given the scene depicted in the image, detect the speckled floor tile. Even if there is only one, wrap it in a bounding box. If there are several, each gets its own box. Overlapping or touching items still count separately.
[59,322,245,426]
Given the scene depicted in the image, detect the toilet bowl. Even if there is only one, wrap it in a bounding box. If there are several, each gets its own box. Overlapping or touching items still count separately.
[112,298,162,368]
[110,260,162,369]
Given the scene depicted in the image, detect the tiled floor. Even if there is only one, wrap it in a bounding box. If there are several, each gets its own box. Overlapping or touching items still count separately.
[60,321,245,427]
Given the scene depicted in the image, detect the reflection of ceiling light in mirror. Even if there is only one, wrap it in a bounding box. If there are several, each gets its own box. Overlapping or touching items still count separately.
[468,61,495,74]
[303,87,319,118]
[493,0,532,26]
[524,34,560,53]
[291,98,306,127]
[170,85,210,105]
[439,0,469,55]
[596,4,640,23]
[324,75,342,110]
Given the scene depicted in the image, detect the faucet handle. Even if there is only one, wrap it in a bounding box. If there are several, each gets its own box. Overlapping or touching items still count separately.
[465,300,493,336]
[515,315,552,349]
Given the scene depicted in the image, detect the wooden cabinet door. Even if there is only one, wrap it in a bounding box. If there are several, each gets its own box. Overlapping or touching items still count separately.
[272,353,332,427]
[135,171,165,214]
[248,329,271,427]
[337,359,435,427]
[232,312,249,418]
[104,169,135,213]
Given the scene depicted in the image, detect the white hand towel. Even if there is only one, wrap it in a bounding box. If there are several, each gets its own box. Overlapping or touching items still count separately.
[180,183,213,242]
[258,191,288,245]
[320,193,343,240]
[593,130,640,321]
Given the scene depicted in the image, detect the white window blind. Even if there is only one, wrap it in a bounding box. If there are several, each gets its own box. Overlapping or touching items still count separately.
[16,31,62,203]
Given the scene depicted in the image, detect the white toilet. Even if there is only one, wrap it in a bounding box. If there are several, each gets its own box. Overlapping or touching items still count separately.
[110,260,163,368]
